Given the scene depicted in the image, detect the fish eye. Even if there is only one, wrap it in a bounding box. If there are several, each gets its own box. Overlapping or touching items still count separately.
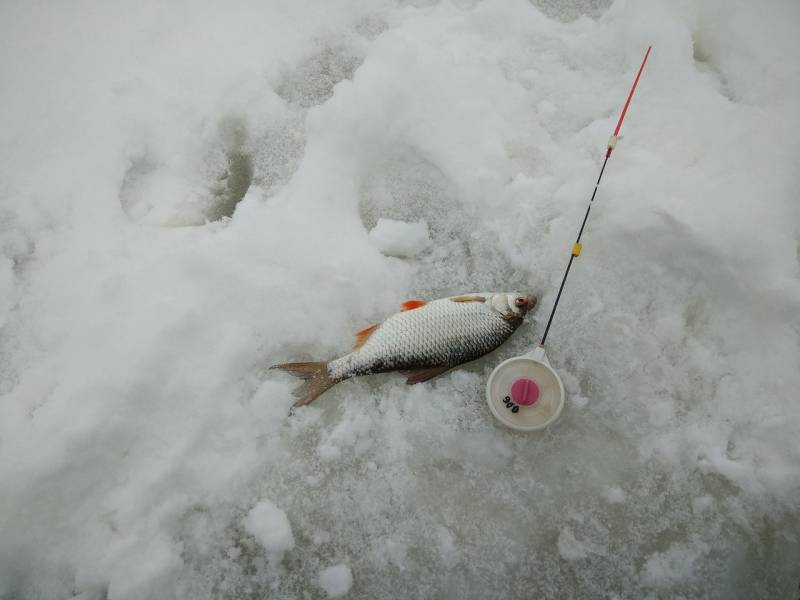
[514,297,528,307]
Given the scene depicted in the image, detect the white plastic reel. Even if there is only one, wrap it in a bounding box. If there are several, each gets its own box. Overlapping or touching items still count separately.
[486,346,565,431]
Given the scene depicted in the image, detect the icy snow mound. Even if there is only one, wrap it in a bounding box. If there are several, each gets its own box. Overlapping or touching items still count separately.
[1,0,799,599]
[368,218,431,258]
[243,500,295,562]
[318,564,354,598]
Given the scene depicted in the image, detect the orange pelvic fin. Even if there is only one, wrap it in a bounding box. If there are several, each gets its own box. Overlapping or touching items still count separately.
[353,324,380,349]
[401,300,427,311]
[270,362,335,406]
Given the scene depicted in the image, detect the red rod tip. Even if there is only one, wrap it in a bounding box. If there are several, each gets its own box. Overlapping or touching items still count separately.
[612,46,652,138]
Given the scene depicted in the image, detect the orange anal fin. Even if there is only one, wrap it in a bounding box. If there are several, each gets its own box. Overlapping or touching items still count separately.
[450,295,486,303]
[353,324,380,349]
[401,300,427,312]
[404,366,450,385]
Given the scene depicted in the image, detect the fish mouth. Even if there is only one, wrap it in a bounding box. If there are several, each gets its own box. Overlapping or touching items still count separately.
[512,292,537,315]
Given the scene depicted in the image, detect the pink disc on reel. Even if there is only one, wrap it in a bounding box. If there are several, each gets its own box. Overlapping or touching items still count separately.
[511,377,540,406]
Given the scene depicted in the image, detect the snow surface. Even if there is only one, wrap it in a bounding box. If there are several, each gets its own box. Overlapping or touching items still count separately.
[243,499,296,561]
[368,218,431,257]
[318,564,354,598]
[1,0,799,598]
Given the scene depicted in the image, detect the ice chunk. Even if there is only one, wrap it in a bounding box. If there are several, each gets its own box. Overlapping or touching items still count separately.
[640,538,710,587]
[243,500,295,561]
[318,564,353,598]
[435,526,459,566]
[557,528,605,561]
[318,410,373,461]
[605,486,626,504]
[368,218,431,258]
[691,495,714,515]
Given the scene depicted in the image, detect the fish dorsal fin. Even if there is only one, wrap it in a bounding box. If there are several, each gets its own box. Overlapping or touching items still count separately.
[401,300,427,312]
[353,324,380,349]
[404,366,450,385]
[450,295,486,303]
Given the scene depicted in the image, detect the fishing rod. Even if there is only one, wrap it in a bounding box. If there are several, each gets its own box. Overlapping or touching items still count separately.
[539,45,652,347]
[486,46,651,432]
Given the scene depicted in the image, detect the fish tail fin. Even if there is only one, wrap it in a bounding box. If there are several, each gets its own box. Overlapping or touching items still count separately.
[270,361,335,406]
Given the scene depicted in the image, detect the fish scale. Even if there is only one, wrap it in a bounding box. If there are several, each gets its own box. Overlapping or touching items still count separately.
[328,298,519,381]
[272,292,534,406]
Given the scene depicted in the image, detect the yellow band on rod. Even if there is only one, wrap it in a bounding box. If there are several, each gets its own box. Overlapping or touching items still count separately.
[572,242,582,257]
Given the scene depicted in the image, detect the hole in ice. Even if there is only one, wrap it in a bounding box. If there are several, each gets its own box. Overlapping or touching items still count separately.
[205,117,254,222]
[209,148,253,221]
[359,148,460,234]
[119,117,254,226]
[359,146,526,295]
[692,39,711,65]
[358,146,475,290]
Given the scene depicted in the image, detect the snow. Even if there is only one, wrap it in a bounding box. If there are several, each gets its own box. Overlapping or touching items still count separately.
[318,564,353,598]
[557,527,606,561]
[368,218,432,257]
[1,0,799,598]
[640,537,710,588]
[604,486,626,504]
[243,500,295,561]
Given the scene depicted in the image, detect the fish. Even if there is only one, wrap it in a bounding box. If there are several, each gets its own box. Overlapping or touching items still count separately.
[271,292,536,406]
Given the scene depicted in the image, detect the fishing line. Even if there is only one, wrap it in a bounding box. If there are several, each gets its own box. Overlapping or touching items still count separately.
[485,46,652,432]
[539,46,652,347]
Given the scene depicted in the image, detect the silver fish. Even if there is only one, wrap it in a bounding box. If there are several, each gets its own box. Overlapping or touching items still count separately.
[272,292,536,406]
